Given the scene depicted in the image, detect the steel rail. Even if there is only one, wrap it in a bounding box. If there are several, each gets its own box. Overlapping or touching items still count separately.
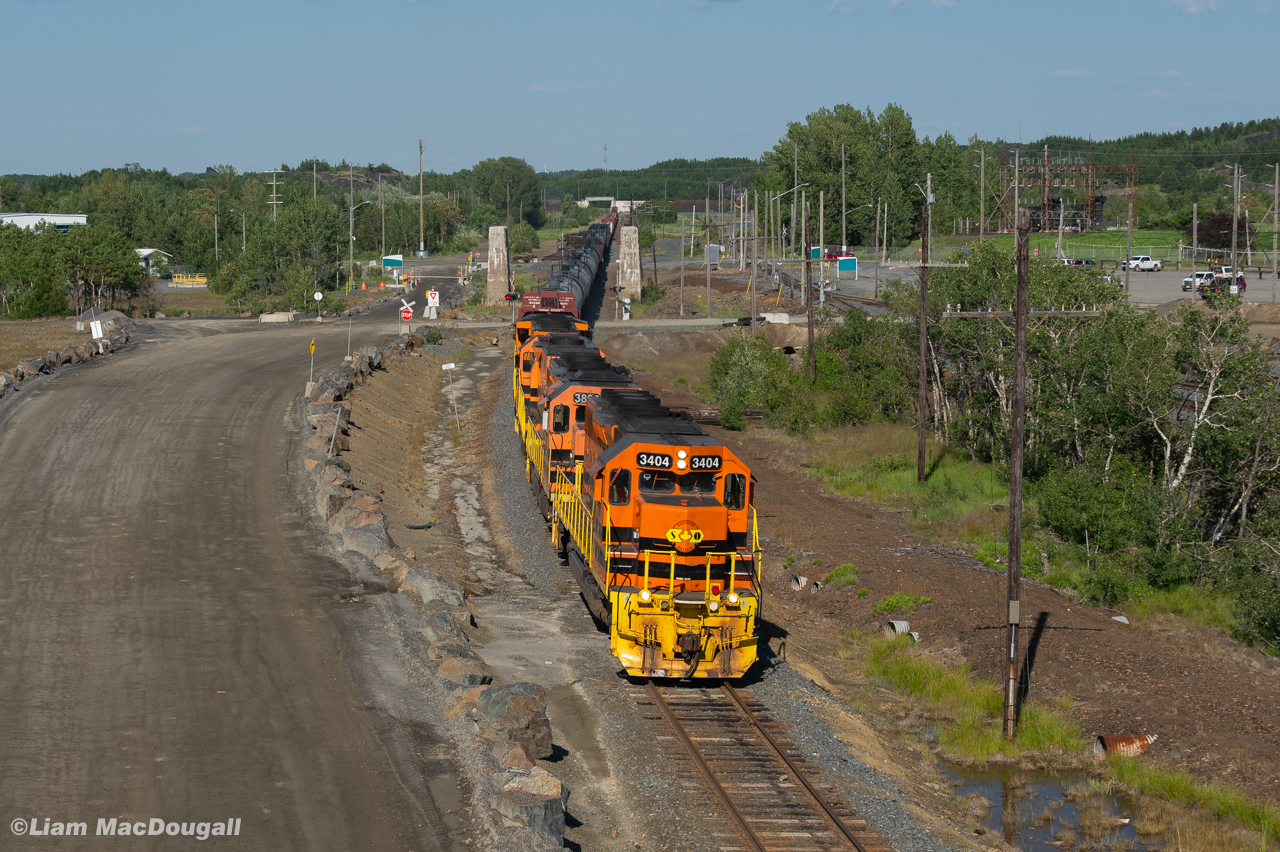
[722,683,871,852]
[644,680,767,852]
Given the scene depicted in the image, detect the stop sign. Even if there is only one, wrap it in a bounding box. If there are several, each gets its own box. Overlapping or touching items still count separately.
[400,308,413,321]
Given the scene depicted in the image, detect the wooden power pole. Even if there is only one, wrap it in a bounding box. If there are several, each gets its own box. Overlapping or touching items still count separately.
[917,174,931,484]
[805,201,815,380]
[941,208,1101,740]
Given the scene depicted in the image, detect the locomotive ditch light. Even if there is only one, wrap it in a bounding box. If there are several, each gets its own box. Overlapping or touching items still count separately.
[639,588,652,602]
[708,600,719,612]
[727,593,740,605]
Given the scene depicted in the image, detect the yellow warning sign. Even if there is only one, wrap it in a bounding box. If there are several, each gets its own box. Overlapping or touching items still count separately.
[309,339,315,356]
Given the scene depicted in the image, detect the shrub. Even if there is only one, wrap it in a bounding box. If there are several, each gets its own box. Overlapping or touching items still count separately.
[872,593,933,615]
[826,563,859,586]
[1034,457,1161,554]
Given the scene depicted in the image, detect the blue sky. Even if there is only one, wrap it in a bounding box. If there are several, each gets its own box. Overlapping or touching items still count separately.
[2,0,1271,176]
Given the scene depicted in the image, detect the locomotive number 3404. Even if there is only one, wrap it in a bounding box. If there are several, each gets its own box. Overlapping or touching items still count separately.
[689,455,722,470]
[637,453,672,469]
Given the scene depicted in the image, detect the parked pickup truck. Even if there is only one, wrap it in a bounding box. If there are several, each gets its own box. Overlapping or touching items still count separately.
[1214,266,1235,282]
[1127,255,1163,271]
[1183,270,1215,291]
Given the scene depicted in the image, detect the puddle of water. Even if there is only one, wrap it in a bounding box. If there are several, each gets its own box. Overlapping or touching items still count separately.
[940,762,1149,851]
[425,768,474,852]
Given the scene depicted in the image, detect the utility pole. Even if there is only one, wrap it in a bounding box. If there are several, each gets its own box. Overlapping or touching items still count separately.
[215,212,219,262]
[979,148,985,241]
[1273,163,1278,303]
[783,142,793,258]
[705,204,712,319]
[819,189,825,295]
[679,214,685,317]
[874,200,881,299]
[1231,163,1240,277]
[1192,202,1198,293]
[1006,204,1031,741]
[1125,157,1134,292]
[800,189,806,306]
[805,201,815,380]
[751,192,759,332]
[418,140,424,257]
[917,173,931,484]
[841,143,847,253]
[380,176,385,260]
[313,161,317,200]
[506,179,512,229]
[940,213,1101,741]
[604,143,607,174]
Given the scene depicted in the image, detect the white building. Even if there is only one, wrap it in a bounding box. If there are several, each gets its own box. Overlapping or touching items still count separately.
[0,212,88,233]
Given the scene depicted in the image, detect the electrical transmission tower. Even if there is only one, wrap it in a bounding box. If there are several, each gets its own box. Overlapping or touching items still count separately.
[266,170,285,220]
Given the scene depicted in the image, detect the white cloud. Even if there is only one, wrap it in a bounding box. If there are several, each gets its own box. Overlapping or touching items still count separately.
[933,0,957,7]
[888,0,908,9]
[1169,0,1217,12]
[1138,88,1171,98]
[1051,69,1089,77]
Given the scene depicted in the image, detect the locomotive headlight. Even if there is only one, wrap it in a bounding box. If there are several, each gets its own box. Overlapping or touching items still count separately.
[677,450,687,459]
[728,593,740,605]
[677,459,686,469]
[639,588,651,602]
[708,600,719,612]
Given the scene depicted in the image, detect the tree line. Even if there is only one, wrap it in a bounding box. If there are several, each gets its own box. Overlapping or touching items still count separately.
[752,106,1280,247]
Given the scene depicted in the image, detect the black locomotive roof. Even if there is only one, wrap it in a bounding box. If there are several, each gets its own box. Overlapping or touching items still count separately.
[547,349,632,385]
[526,313,582,333]
[533,334,594,353]
[592,387,707,437]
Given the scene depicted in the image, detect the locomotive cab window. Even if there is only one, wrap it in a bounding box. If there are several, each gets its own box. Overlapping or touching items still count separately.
[608,469,631,505]
[521,353,534,373]
[575,405,586,424]
[638,469,677,494]
[725,473,747,510]
[679,471,718,496]
[552,404,570,433]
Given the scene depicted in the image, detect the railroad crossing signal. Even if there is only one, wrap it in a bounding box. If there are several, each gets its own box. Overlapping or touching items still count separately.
[400,308,413,321]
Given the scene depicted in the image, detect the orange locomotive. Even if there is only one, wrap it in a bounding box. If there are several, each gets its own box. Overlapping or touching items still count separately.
[520,363,762,678]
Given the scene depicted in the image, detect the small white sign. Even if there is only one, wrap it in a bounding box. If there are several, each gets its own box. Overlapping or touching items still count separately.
[90,320,104,340]
[441,363,456,371]
[427,290,440,307]
[313,291,323,302]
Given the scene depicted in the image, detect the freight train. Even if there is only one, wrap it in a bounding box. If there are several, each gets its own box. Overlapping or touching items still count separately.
[518,216,616,320]
[512,224,761,679]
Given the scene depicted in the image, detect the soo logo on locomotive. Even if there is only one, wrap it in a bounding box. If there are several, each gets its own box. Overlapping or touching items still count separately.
[665,520,704,553]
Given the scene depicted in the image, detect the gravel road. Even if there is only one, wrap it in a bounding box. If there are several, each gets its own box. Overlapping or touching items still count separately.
[0,276,461,850]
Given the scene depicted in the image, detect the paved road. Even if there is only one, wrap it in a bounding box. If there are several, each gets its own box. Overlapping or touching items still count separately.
[0,282,456,850]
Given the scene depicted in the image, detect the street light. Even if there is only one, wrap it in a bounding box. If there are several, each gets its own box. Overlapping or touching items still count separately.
[227,207,246,252]
[349,200,372,291]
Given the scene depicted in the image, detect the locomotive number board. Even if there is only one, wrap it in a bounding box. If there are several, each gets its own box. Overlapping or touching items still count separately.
[636,453,672,469]
[688,455,722,471]
[572,392,596,404]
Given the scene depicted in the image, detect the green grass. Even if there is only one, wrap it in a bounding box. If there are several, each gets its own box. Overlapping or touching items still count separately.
[1128,586,1236,632]
[858,634,1083,761]
[825,563,860,587]
[1109,756,1280,838]
[872,593,933,615]
[857,587,869,598]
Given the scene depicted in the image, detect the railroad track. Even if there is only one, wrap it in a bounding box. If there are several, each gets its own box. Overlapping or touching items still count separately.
[636,681,890,852]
